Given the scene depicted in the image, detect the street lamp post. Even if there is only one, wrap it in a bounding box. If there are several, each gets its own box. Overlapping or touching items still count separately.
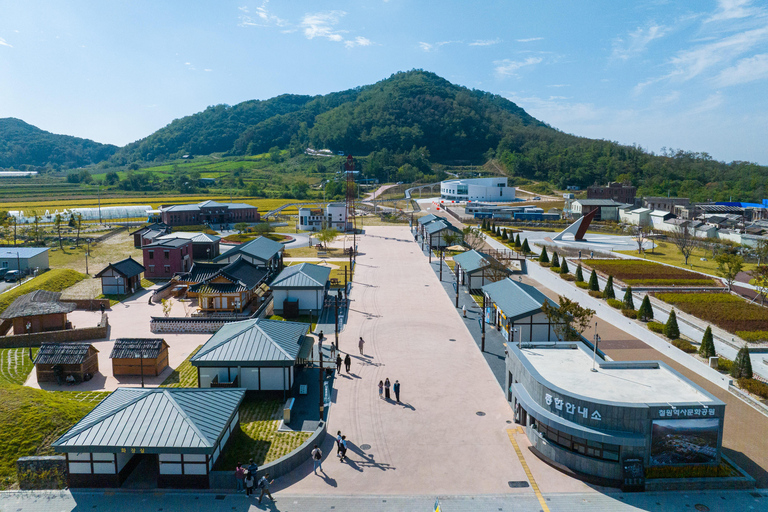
[85,239,91,275]
[591,322,601,372]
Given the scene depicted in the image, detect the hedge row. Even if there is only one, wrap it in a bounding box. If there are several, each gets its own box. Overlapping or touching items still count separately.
[738,378,768,399]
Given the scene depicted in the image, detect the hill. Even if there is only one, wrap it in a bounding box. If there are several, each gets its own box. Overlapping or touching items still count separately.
[0,118,118,170]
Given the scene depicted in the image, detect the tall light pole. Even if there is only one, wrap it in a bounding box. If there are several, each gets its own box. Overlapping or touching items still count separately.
[591,322,601,372]
[85,239,91,275]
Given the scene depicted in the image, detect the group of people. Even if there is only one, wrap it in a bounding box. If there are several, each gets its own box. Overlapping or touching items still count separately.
[234,460,275,503]
[378,378,401,403]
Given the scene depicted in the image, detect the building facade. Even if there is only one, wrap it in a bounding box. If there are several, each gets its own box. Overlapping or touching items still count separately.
[298,203,350,231]
[142,239,193,279]
[571,200,622,222]
[159,200,259,227]
[0,247,49,275]
[587,182,637,204]
[440,178,516,202]
[643,197,691,214]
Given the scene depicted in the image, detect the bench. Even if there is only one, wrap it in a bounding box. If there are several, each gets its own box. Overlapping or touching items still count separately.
[283,398,295,424]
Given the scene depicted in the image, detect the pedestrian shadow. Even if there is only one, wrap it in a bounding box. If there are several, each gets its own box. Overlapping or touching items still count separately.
[343,441,395,472]
[399,402,416,411]
[318,469,337,487]
[251,500,281,511]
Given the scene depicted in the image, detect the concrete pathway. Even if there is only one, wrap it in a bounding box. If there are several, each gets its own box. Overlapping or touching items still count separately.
[275,226,535,496]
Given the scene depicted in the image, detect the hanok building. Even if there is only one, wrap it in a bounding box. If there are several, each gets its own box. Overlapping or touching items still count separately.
[506,342,726,487]
[189,257,269,313]
[95,257,145,296]
[0,290,76,334]
[34,342,99,383]
[453,250,510,290]
[191,318,313,394]
[52,387,245,488]
[214,236,284,271]
[110,338,170,377]
[130,222,172,248]
[482,278,558,343]
[156,232,221,260]
[159,200,259,227]
[270,263,331,316]
[142,238,193,279]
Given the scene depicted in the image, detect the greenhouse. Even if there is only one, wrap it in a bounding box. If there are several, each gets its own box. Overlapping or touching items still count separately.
[9,205,152,224]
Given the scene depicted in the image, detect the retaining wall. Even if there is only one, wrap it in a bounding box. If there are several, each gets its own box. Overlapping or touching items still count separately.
[0,313,108,348]
[16,456,67,490]
[61,298,111,310]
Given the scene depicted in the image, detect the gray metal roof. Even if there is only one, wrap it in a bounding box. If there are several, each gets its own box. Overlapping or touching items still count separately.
[110,338,168,359]
[425,219,460,235]
[0,247,48,259]
[143,238,191,249]
[0,290,76,319]
[95,257,145,279]
[270,263,331,289]
[573,199,622,207]
[482,278,557,322]
[452,250,505,274]
[214,236,284,264]
[52,388,245,454]
[417,214,438,225]
[191,318,311,367]
[157,232,221,243]
[34,342,95,365]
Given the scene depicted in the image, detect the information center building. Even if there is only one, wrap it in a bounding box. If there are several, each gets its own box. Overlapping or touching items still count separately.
[505,342,725,486]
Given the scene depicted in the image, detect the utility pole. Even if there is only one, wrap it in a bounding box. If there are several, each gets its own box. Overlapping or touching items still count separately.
[591,322,600,373]
[439,247,444,281]
[455,263,460,308]
[481,294,486,352]
[140,348,145,388]
[318,333,324,418]
[334,295,340,348]
[85,239,91,275]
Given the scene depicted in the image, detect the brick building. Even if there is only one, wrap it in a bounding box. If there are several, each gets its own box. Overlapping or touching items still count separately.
[159,201,259,227]
[142,238,193,279]
[587,182,636,204]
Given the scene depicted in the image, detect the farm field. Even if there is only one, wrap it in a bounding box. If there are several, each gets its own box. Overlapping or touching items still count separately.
[655,292,768,341]
[617,241,758,276]
[583,259,718,287]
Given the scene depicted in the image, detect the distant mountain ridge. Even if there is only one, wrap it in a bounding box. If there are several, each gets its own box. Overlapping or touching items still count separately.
[0,118,118,169]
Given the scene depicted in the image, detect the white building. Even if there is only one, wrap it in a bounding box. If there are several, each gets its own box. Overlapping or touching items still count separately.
[440,178,515,202]
[298,203,350,231]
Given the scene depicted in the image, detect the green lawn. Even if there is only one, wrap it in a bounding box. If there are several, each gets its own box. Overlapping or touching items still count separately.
[160,346,201,388]
[617,241,757,276]
[0,269,86,315]
[0,348,37,386]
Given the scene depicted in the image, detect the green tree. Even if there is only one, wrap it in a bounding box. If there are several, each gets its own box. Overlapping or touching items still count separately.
[604,275,615,299]
[638,295,654,321]
[501,228,508,241]
[664,309,680,339]
[481,219,488,231]
[316,228,340,249]
[462,226,485,251]
[538,246,549,264]
[623,286,635,310]
[699,326,716,359]
[234,222,249,234]
[541,296,595,341]
[559,257,569,274]
[71,213,83,246]
[551,251,560,268]
[54,214,64,250]
[514,233,521,247]
[750,265,768,305]
[732,346,753,379]
[575,264,584,282]
[715,253,744,291]
[268,146,282,162]
[521,238,531,255]
[588,269,600,291]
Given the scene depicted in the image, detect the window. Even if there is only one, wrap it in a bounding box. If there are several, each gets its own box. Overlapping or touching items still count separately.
[148,250,154,260]
[148,265,155,273]
[164,250,170,259]
[537,423,620,463]
[164,265,170,274]
[1,262,7,268]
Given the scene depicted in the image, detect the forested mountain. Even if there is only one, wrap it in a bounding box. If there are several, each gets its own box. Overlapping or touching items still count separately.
[0,118,118,169]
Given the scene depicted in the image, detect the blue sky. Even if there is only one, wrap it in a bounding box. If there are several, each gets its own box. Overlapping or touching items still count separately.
[1,0,767,164]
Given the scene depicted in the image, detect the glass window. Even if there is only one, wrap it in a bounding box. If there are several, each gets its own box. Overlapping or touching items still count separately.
[539,421,619,462]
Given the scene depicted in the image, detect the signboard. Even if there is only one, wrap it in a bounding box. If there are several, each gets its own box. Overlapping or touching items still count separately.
[655,407,715,419]
[650,418,719,466]
[545,392,602,422]
[622,458,644,492]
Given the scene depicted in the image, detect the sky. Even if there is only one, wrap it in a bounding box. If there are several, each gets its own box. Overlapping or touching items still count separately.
[1,0,767,164]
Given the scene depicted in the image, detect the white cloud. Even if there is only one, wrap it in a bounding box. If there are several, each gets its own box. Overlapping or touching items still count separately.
[418,42,433,52]
[239,1,287,28]
[0,37,13,48]
[418,40,459,52]
[204,68,213,72]
[547,84,570,88]
[470,39,501,46]
[516,37,543,43]
[684,93,724,116]
[494,57,543,77]
[611,24,670,61]
[345,36,373,48]
[713,53,768,86]
[707,0,766,23]
[301,11,347,42]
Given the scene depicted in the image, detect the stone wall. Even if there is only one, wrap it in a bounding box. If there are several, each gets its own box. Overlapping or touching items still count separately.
[61,298,111,310]
[0,313,108,348]
[16,456,67,490]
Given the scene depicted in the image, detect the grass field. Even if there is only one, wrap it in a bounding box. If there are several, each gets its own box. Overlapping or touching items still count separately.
[160,347,201,388]
[582,259,718,287]
[0,269,86,315]
[617,241,758,276]
[655,292,768,338]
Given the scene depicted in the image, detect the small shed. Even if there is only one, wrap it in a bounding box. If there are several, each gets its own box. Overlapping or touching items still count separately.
[270,263,331,315]
[110,338,170,377]
[95,257,145,296]
[34,342,99,384]
[453,249,510,290]
[482,278,558,343]
[0,290,76,334]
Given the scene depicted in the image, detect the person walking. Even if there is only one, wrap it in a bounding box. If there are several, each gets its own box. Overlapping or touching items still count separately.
[335,431,343,458]
[244,470,255,497]
[339,435,348,462]
[311,444,323,474]
[257,473,275,504]
[358,336,365,355]
[378,380,384,399]
[247,458,258,476]
[336,354,342,374]
[235,462,245,493]
[318,330,324,341]
[394,380,401,404]
[344,353,352,373]
[384,378,391,400]
[330,340,336,360]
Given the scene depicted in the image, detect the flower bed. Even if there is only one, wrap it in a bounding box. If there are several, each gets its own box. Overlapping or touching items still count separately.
[582,259,717,287]
[655,292,768,337]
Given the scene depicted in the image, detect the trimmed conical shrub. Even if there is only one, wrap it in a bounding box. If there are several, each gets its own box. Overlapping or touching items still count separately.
[551,252,560,267]
[521,238,531,254]
[559,257,570,274]
[539,246,549,263]
[588,270,600,291]
[732,346,753,379]
[699,326,716,359]
[623,286,635,310]
[604,275,615,299]
[664,309,680,339]
[638,295,654,321]
[514,233,522,247]
[501,229,508,241]
[575,264,584,282]
[482,219,488,231]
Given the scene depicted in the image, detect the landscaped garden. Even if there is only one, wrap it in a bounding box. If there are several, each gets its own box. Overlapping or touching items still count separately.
[582,259,717,287]
[654,292,768,342]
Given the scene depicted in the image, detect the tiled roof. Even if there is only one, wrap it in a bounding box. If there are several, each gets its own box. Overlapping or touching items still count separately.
[110,338,168,359]
[0,290,75,319]
[214,236,283,264]
[95,257,144,279]
[482,278,557,323]
[191,318,311,366]
[270,263,331,289]
[52,388,245,454]
[34,342,95,365]
[188,258,268,294]
[179,262,228,283]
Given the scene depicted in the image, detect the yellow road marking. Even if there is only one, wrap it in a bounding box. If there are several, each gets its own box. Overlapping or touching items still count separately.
[507,429,550,512]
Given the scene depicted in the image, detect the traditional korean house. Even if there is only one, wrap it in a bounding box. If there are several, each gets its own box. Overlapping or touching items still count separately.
[94,257,145,296]
[0,290,76,334]
[190,257,269,313]
[34,342,99,383]
[110,338,170,377]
